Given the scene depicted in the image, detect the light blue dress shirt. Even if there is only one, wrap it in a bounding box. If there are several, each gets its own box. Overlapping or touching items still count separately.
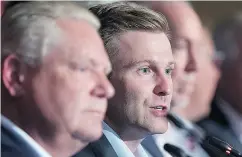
[102,121,150,157]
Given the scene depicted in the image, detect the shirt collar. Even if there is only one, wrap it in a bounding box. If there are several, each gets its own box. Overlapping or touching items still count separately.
[102,121,149,157]
[1,115,52,157]
[217,98,242,143]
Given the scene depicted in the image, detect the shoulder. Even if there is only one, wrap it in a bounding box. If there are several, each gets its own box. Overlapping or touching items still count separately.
[1,145,26,157]
[73,134,118,157]
[73,144,96,157]
[1,128,26,157]
[1,124,36,157]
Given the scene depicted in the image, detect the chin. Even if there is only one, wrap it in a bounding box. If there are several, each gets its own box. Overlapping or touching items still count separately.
[85,126,103,142]
[73,124,103,143]
[146,120,169,134]
[152,125,168,134]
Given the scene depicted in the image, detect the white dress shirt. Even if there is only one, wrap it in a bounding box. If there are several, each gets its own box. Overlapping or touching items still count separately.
[1,115,52,157]
[103,122,151,157]
[154,122,209,157]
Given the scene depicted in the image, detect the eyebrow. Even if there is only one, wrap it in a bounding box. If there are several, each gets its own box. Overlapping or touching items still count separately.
[122,59,175,69]
[168,61,176,67]
[90,58,112,75]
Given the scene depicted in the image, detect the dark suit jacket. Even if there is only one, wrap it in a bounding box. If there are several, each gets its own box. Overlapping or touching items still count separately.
[75,135,164,157]
[197,99,242,152]
[1,125,26,157]
[73,135,118,157]
[1,123,42,157]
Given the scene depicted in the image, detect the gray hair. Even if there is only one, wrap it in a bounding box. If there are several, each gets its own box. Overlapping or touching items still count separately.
[213,12,242,68]
[89,2,170,58]
[86,0,121,8]
[1,1,100,67]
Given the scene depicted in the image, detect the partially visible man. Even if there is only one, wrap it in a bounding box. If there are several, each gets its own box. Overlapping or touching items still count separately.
[74,2,174,157]
[148,1,201,109]
[198,13,242,152]
[1,2,114,157]
[174,28,221,122]
[1,0,2,15]
[141,2,212,157]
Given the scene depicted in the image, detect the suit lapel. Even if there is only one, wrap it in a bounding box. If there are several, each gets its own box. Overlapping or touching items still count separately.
[71,134,119,157]
[209,99,229,127]
[1,123,40,157]
[142,136,163,157]
[202,99,242,152]
[90,135,119,157]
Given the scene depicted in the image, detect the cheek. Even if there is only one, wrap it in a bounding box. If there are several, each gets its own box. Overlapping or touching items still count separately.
[124,78,152,103]
[53,74,90,106]
[173,53,188,79]
[123,78,153,117]
[167,94,173,104]
[44,69,95,120]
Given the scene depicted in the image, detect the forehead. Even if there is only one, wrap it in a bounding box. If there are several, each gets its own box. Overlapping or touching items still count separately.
[113,31,173,68]
[52,19,110,66]
[173,18,203,43]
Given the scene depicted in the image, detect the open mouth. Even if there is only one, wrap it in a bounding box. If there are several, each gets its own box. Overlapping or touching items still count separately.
[150,106,167,110]
[149,106,168,117]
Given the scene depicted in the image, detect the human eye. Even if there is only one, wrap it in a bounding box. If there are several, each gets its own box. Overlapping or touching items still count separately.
[78,63,90,72]
[165,67,174,76]
[79,62,91,72]
[137,66,153,75]
[79,66,88,72]
[68,62,88,72]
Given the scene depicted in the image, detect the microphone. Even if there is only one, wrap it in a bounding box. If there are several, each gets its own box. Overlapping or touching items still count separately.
[164,143,191,157]
[202,136,242,157]
[166,112,242,157]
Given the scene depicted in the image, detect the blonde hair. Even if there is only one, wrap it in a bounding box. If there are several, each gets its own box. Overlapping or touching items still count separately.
[90,2,170,57]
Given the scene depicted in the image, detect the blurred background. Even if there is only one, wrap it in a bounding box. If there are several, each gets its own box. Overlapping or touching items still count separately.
[191,1,242,31]
[2,1,242,30]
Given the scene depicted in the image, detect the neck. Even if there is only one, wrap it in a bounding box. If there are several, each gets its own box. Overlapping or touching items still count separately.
[31,131,86,157]
[123,137,143,153]
[105,118,147,153]
[2,101,86,157]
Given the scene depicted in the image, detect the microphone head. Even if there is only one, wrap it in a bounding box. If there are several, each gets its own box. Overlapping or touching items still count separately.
[202,136,242,157]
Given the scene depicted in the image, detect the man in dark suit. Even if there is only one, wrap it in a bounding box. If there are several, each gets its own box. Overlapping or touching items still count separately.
[1,2,114,157]
[198,13,242,152]
[74,2,174,157]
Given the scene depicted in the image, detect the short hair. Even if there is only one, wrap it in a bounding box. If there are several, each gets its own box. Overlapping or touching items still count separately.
[1,1,100,67]
[213,12,242,67]
[89,2,171,57]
